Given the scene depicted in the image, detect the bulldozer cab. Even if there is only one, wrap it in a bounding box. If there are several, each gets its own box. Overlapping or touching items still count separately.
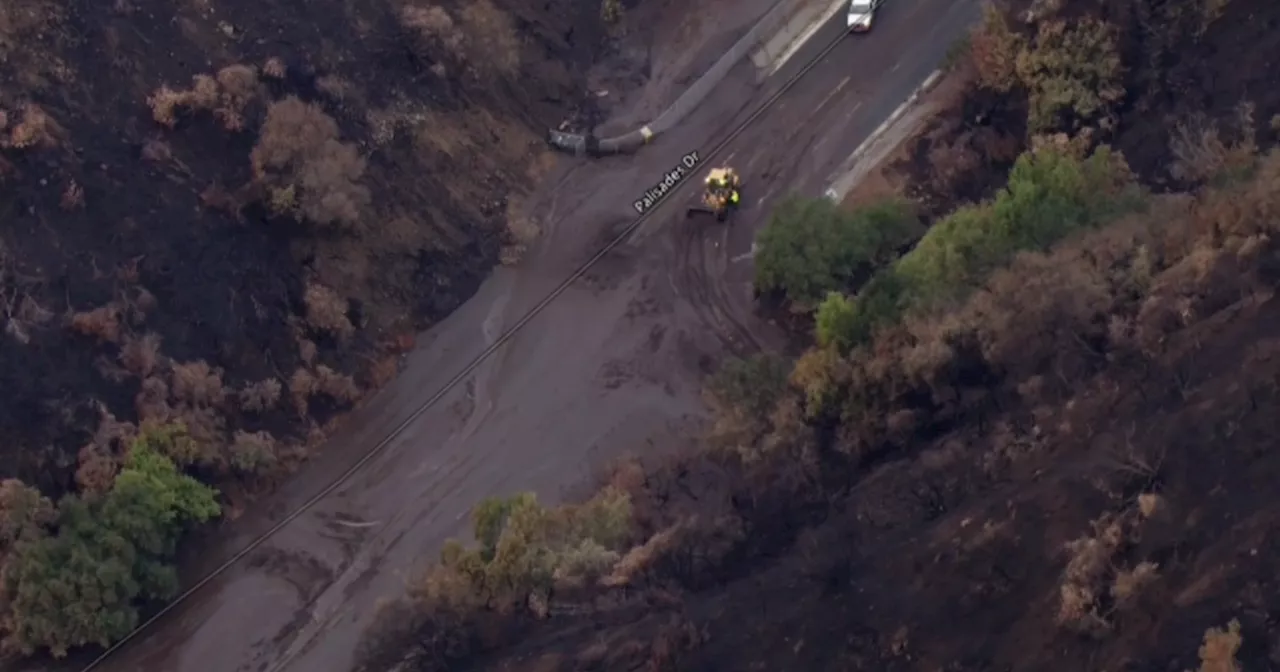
[705,167,739,188]
[689,167,743,223]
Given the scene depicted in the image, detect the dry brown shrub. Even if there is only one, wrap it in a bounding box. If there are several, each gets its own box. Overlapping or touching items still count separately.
[146,85,185,127]
[303,282,354,339]
[400,1,519,79]
[239,378,282,412]
[262,57,287,79]
[251,96,371,228]
[216,65,258,100]
[229,429,279,473]
[214,64,260,129]
[74,443,119,495]
[970,3,1023,93]
[1057,512,1133,631]
[188,74,220,108]
[0,479,55,545]
[1169,104,1257,186]
[400,6,463,53]
[167,405,228,466]
[286,365,361,417]
[147,75,217,127]
[1137,492,1165,519]
[458,0,520,77]
[1196,619,1242,672]
[147,68,259,131]
[288,367,316,415]
[170,360,227,407]
[959,248,1115,385]
[135,376,172,422]
[118,331,163,377]
[4,104,64,150]
[297,337,318,365]
[603,524,681,587]
[314,365,361,402]
[1015,17,1125,133]
[68,303,123,343]
[147,86,185,127]
[1110,561,1158,608]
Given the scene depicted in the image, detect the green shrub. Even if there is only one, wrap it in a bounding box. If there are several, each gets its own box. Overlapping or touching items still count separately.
[895,144,1143,308]
[437,488,633,610]
[815,292,858,350]
[754,196,920,309]
[2,426,220,657]
[823,268,909,352]
[832,145,1144,349]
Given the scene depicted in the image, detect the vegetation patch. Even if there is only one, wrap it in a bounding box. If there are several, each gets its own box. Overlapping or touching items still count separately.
[0,0,613,659]
[356,0,1280,670]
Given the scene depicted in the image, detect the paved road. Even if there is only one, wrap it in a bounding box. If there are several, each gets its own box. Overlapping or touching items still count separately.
[75,0,979,670]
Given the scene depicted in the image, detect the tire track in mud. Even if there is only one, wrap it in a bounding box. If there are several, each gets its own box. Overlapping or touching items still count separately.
[671,217,761,358]
[262,162,624,672]
[260,414,497,672]
[668,109,823,359]
[81,29,859,672]
[261,296,514,672]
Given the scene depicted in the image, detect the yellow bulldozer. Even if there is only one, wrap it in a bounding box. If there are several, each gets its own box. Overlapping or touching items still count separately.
[686,166,742,222]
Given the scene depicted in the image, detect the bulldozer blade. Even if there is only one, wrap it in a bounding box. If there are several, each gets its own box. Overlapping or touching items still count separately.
[686,206,714,218]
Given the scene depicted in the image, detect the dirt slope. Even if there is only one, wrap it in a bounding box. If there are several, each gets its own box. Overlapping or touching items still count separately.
[0,0,603,500]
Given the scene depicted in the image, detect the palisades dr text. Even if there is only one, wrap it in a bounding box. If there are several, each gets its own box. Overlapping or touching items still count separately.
[633,151,702,215]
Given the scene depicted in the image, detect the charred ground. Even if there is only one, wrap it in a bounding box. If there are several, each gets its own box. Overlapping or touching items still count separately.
[0,0,607,493]
[0,0,624,658]
[357,0,1280,670]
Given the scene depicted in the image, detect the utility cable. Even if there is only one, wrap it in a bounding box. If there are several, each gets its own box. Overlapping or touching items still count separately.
[78,25,851,672]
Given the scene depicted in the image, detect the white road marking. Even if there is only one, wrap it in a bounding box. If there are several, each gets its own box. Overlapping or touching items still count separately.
[331,520,381,529]
[731,243,760,263]
[823,68,945,202]
[814,75,852,113]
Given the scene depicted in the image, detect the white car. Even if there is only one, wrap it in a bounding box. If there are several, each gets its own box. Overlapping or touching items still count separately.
[846,0,883,32]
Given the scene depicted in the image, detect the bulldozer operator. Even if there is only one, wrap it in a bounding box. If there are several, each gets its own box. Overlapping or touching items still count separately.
[688,167,742,222]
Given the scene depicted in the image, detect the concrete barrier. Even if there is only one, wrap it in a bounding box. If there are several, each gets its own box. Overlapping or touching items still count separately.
[547,0,837,157]
[823,69,945,202]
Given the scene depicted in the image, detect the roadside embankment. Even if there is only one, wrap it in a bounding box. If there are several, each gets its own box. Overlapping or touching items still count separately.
[548,0,843,156]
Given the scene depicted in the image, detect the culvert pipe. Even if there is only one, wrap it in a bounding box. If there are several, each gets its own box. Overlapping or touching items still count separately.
[547,0,821,157]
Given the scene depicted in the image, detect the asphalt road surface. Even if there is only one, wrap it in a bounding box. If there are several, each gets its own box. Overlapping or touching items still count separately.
[77,0,980,670]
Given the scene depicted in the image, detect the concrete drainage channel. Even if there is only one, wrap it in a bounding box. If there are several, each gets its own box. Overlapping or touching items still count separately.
[547,0,848,157]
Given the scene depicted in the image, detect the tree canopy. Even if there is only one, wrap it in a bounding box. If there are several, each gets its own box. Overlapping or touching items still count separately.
[820,144,1146,351]
[753,196,920,309]
[2,426,220,657]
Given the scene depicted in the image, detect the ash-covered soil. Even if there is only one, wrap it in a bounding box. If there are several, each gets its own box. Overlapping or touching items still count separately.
[350,1,1280,671]
[0,0,604,498]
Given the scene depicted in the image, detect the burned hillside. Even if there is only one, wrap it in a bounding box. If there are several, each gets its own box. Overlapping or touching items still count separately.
[0,0,606,496]
[352,0,1280,670]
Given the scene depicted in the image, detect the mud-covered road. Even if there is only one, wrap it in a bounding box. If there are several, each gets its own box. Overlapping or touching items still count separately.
[80,0,979,670]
